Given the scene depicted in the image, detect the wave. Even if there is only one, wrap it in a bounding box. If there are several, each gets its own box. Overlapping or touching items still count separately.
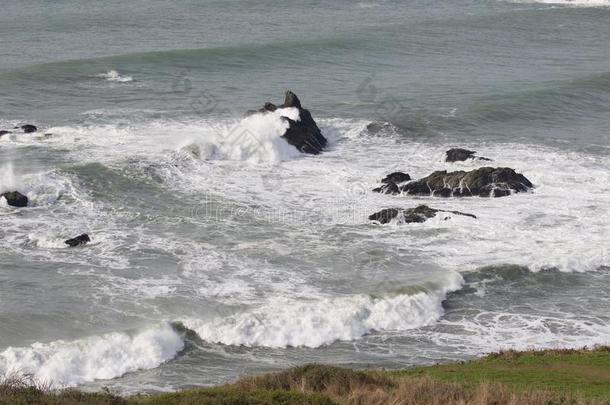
[182,273,463,348]
[0,323,183,387]
[455,70,610,127]
[0,36,363,83]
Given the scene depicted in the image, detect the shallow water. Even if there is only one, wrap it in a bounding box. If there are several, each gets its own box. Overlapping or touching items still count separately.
[1,0,609,394]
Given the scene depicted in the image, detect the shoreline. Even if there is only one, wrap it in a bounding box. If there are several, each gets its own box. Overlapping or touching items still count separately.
[2,346,608,404]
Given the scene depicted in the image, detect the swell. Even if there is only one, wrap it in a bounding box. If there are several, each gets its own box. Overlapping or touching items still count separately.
[449,70,610,127]
[0,36,366,83]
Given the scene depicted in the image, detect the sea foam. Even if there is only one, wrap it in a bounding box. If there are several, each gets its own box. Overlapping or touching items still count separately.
[97,70,133,83]
[0,323,183,387]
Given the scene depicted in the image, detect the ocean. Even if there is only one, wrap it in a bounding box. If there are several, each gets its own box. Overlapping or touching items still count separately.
[0,0,609,394]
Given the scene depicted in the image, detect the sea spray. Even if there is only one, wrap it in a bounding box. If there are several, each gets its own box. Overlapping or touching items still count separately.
[0,163,18,194]
[178,107,303,163]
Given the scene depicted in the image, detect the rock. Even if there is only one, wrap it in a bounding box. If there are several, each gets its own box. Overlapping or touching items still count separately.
[261,102,277,112]
[1,191,28,207]
[0,130,11,137]
[65,234,91,247]
[388,167,533,198]
[372,182,400,194]
[445,148,492,162]
[368,208,401,224]
[369,205,476,224]
[20,124,38,133]
[381,172,411,184]
[259,91,327,154]
[364,121,395,135]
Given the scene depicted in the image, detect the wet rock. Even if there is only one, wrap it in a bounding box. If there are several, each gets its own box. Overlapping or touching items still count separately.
[1,191,28,207]
[259,91,327,154]
[381,172,411,184]
[372,182,400,194]
[20,124,38,133]
[0,130,11,137]
[395,167,533,198]
[445,148,491,162]
[369,205,477,224]
[65,234,91,247]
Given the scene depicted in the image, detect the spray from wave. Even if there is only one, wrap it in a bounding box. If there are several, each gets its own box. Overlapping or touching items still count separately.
[178,107,303,163]
[0,163,18,195]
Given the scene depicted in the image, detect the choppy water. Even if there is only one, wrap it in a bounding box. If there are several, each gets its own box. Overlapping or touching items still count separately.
[1,0,609,394]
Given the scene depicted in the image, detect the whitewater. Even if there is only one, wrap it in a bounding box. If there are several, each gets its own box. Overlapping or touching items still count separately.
[1,0,609,394]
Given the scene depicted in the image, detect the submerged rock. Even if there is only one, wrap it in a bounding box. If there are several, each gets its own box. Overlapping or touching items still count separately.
[65,234,91,247]
[1,191,28,207]
[374,167,533,198]
[445,148,491,162]
[369,205,476,224]
[258,91,327,154]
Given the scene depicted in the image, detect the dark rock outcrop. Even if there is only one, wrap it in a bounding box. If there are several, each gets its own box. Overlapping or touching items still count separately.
[17,124,38,133]
[369,205,477,224]
[373,182,400,194]
[0,130,11,137]
[258,91,327,154]
[374,167,533,198]
[373,172,411,194]
[1,191,28,207]
[446,148,491,162]
[381,172,411,184]
[65,234,91,247]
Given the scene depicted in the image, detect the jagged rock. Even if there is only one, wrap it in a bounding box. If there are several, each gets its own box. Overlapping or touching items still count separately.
[259,91,327,154]
[445,148,491,162]
[65,234,91,247]
[381,172,411,184]
[369,205,477,224]
[1,191,28,207]
[374,167,533,198]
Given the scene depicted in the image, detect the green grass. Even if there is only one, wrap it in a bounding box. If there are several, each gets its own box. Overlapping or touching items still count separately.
[392,347,610,400]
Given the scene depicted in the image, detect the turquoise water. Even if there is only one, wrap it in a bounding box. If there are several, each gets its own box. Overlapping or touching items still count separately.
[0,0,609,393]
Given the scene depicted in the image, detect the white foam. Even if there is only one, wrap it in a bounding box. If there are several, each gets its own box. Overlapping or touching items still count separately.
[183,272,463,348]
[515,0,610,6]
[97,70,133,83]
[427,311,610,354]
[0,323,183,387]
